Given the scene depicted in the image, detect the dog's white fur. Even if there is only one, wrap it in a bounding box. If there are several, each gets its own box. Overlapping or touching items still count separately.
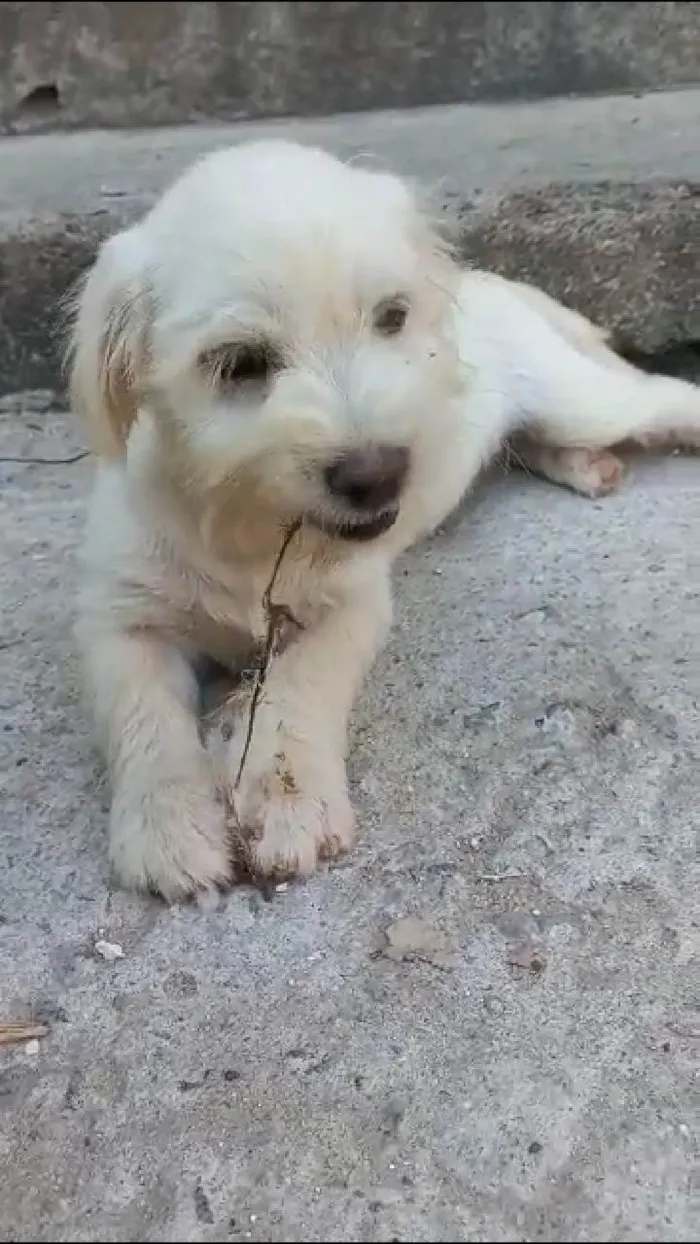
[67,139,700,900]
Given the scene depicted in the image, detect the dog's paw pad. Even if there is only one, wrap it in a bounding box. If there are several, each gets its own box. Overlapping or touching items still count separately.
[587,448,625,495]
[569,447,625,497]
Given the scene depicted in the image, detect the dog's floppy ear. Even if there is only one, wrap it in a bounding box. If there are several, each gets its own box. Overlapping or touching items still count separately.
[67,227,152,459]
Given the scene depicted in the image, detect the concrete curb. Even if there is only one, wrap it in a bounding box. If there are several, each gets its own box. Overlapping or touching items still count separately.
[1,91,699,395]
[3,2,700,135]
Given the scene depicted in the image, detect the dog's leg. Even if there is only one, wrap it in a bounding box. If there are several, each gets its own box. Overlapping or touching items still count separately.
[224,568,392,880]
[514,342,700,497]
[486,279,700,497]
[79,629,231,900]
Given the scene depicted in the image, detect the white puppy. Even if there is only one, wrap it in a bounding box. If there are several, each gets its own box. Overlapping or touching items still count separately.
[67,139,700,900]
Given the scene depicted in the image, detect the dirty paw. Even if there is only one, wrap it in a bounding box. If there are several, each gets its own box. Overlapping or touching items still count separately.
[234,782,355,881]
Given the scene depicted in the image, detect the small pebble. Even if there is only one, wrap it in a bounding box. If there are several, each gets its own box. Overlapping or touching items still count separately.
[484,995,505,1016]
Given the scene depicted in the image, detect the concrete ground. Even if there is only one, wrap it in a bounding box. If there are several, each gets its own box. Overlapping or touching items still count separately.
[1,387,698,1242]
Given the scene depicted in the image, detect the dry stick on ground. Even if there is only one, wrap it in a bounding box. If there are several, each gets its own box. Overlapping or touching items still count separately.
[0,1021,49,1046]
[476,872,524,882]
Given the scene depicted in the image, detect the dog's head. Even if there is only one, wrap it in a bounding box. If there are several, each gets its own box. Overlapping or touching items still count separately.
[68,140,465,550]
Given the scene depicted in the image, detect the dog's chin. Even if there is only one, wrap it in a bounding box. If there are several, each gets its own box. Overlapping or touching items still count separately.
[305,506,399,543]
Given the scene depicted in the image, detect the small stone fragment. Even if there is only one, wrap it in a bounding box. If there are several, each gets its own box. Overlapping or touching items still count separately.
[94,939,124,962]
[506,941,547,972]
[383,915,458,970]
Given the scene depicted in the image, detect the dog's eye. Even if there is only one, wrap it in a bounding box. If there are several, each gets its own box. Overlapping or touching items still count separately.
[205,343,280,388]
[219,344,276,384]
[373,298,409,336]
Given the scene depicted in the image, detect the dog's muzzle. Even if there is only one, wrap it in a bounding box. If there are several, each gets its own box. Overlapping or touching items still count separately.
[309,442,408,540]
[308,506,399,542]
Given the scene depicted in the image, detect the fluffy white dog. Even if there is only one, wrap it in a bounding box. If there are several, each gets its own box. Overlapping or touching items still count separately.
[67,139,700,900]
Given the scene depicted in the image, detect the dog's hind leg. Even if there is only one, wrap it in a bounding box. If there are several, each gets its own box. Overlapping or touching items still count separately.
[508,319,700,498]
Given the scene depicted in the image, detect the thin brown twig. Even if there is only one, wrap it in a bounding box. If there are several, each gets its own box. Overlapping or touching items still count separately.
[0,450,89,466]
[233,520,302,789]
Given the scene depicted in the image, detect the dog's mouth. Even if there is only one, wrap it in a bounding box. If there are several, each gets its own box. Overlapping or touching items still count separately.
[305,507,399,542]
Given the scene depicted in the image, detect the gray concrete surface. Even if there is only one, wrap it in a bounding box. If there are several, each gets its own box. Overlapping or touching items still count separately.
[1,392,698,1242]
[2,2,700,135]
[2,88,700,399]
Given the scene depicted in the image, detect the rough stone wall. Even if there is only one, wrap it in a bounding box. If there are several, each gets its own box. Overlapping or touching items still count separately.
[1,1,700,135]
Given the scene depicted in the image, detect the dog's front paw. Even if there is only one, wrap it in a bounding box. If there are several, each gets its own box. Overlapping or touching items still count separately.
[109,775,232,902]
[233,755,355,881]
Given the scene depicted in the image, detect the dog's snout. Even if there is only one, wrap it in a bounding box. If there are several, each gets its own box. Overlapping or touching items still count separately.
[324,445,410,510]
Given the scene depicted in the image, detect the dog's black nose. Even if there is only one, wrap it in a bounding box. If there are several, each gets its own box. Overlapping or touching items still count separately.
[324,445,410,511]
